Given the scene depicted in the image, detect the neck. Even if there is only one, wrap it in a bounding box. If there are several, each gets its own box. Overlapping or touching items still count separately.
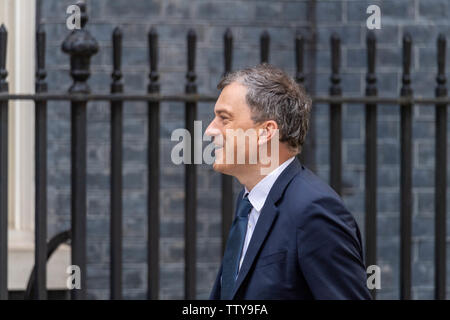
[236,153,294,191]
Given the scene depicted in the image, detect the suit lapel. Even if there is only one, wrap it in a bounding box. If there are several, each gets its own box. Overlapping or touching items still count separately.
[231,158,303,299]
[231,200,278,298]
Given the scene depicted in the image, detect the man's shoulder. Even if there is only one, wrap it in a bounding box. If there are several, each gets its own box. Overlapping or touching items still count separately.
[284,165,342,205]
[280,165,355,228]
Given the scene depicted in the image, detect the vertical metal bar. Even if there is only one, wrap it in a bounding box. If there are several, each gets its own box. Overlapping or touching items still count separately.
[435,33,447,300]
[62,2,98,300]
[110,26,123,300]
[364,31,377,300]
[223,28,233,76]
[70,92,87,301]
[329,33,342,195]
[301,0,318,173]
[295,31,305,87]
[221,28,233,255]
[295,31,308,165]
[0,24,8,300]
[400,33,412,300]
[35,25,47,300]
[260,30,269,64]
[36,0,42,30]
[185,29,197,300]
[147,27,160,300]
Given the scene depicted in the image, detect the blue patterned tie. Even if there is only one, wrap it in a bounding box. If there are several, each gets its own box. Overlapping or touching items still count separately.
[221,194,253,299]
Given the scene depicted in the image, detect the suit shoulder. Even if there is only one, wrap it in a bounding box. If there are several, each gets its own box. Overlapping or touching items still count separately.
[281,167,357,231]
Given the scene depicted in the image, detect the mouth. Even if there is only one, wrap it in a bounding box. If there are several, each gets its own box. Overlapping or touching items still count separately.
[213,145,222,157]
[212,143,223,162]
[212,139,224,150]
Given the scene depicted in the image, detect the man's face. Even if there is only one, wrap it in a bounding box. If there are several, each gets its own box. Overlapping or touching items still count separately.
[205,82,258,175]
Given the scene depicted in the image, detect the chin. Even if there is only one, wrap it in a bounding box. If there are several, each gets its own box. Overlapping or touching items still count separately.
[212,147,237,175]
[212,160,234,176]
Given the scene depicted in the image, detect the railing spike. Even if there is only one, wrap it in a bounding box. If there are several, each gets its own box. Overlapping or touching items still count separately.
[260,30,270,63]
[0,24,7,92]
[186,29,197,93]
[111,26,123,88]
[148,26,159,92]
[330,32,341,93]
[401,33,412,96]
[223,28,233,76]
[295,30,304,85]
[436,33,447,96]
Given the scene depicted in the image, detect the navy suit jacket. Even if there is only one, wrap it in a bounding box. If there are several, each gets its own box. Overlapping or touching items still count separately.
[210,158,371,300]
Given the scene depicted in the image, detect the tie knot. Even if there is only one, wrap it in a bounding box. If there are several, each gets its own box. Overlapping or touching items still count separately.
[237,194,253,218]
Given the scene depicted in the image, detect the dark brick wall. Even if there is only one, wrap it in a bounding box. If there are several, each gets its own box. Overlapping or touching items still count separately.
[39,0,450,299]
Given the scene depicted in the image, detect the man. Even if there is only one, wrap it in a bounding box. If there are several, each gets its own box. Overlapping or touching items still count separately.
[205,63,371,300]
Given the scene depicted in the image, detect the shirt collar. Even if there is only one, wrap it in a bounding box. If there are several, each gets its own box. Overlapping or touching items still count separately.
[243,156,296,212]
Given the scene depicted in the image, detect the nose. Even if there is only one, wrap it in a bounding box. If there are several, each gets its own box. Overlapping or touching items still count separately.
[205,117,220,138]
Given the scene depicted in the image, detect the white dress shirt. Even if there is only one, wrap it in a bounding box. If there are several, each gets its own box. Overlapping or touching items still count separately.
[237,156,296,273]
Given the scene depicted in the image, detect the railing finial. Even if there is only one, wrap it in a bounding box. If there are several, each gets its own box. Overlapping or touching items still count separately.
[61,1,98,93]
[223,28,233,77]
[401,33,412,97]
[0,24,8,92]
[148,26,159,93]
[36,25,47,92]
[186,29,197,94]
[260,30,270,63]
[366,31,377,96]
[436,33,447,97]
[330,32,341,95]
[295,30,304,85]
[111,26,123,92]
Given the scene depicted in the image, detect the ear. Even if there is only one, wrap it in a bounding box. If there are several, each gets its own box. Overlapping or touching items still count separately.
[257,120,279,145]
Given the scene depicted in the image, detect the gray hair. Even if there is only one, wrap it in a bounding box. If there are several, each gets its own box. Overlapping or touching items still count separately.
[217,63,312,154]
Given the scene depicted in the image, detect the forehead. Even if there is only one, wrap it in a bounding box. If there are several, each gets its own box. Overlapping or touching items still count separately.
[214,82,248,113]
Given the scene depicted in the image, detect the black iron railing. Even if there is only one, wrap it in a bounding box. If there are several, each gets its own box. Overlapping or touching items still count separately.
[0,2,447,300]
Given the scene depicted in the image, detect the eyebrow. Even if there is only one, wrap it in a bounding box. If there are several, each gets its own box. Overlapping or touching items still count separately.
[214,106,233,116]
